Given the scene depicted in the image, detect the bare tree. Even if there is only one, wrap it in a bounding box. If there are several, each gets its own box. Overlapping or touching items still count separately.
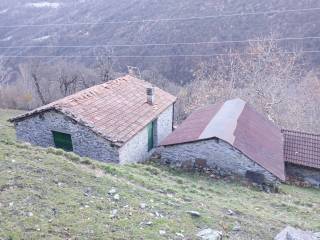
[179,37,304,129]
[30,62,47,105]
[0,58,10,84]
[127,66,141,78]
[95,47,114,83]
[292,71,320,131]
[0,60,98,109]
[236,39,301,123]
[58,68,79,96]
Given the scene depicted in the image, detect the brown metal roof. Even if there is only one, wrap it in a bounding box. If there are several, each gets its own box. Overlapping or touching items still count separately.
[282,130,320,169]
[161,99,285,180]
[10,75,176,146]
[161,103,224,146]
[233,104,285,181]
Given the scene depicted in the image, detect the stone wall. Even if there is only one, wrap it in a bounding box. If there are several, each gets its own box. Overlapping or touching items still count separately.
[119,126,149,164]
[286,163,320,188]
[119,105,173,164]
[14,110,120,163]
[15,105,173,164]
[156,105,174,145]
[160,138,278,184]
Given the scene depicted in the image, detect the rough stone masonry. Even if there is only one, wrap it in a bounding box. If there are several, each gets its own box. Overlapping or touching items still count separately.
[14,105,174,164]
[160,138,279,185]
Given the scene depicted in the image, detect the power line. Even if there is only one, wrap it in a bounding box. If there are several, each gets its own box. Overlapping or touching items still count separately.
[0,36,319,49]
[1,7,320,28]
[1,50,320,59]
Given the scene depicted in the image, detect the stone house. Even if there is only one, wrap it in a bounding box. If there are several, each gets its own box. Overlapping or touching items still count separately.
[160,98,286,185]
[10,75,176,164]
[283,130,320,188]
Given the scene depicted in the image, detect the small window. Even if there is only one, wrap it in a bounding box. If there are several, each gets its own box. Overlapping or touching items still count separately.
[147,121,156,152]
[52,131,73,152]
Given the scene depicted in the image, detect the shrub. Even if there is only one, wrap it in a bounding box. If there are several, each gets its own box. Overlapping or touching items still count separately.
[64,152,82,162]
[104,165,118,175]
[80,158,92,165]
[175,178,184,184]
[143,166,161,176]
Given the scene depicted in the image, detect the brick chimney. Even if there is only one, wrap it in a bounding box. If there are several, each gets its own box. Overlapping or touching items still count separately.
[147,87,155,105]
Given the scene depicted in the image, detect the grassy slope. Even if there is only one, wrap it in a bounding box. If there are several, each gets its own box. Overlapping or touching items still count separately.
[0,109,319,240]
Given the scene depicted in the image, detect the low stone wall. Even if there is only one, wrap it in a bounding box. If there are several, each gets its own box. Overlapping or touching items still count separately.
[286,163,320,188]
[160,138,279,186]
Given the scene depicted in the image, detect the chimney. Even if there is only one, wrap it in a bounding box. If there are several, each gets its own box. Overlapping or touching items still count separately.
[147,87,155,105]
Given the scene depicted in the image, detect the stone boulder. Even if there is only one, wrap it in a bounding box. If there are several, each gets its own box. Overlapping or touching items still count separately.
[275,226,319,240]
[196,229,222,240]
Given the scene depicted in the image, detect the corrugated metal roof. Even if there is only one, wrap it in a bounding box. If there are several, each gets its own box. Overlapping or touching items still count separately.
[10,75,176,146]
[283,130,320,169]
[161,99,285,180]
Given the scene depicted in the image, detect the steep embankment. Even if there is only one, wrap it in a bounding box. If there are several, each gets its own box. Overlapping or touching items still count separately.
[0,109,319,239]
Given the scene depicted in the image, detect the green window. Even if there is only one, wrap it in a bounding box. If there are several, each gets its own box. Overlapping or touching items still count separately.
[148,121,155,152]
[52,131,73,152]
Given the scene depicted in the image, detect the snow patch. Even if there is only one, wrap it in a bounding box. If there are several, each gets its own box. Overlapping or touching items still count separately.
[33,35,51,42]
[26,2,61,9]
[0,9,9,14]
[0,36,12,41]
[78,30,90,36]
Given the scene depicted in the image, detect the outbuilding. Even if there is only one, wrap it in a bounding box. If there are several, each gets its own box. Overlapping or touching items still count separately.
[10,75,176,164]
[160,98,286,185]
[283,130,320,188]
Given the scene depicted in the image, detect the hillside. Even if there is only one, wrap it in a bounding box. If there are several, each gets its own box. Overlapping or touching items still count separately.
[1,0,320,82]
[0,110,320,239]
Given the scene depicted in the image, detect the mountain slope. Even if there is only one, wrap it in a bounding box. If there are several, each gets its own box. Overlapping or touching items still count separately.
[1,110,320,239]
[1,0,320,82]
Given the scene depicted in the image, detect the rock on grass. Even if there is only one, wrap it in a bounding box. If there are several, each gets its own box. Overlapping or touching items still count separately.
[186,210,201,217]
[196,229,222,240]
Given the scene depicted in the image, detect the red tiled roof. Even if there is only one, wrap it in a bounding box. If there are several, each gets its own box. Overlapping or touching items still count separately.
[282,130,320,169]
[10,75,176,146]
[161,99,285,180]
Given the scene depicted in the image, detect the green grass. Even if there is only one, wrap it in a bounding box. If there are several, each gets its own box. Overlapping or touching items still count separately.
[0,109,22,143]
[0,109,319,239]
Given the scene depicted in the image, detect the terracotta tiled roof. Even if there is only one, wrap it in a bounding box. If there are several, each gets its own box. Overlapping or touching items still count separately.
[161,99,285,181]
[282,130,320,169]
[10,75,176,146]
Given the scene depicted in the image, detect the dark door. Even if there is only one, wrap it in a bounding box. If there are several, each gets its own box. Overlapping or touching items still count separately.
[52,131,73,152]
[148,122,155,151]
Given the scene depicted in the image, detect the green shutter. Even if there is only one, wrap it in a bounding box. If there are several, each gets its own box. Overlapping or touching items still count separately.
[52,131,73,152]
[148,122,154,151]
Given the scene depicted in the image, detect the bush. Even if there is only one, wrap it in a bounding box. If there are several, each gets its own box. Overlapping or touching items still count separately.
[175,178,184,184]
[104,165,118,175]
[64,152,82,162]
[144,166,161,175]
[80,158,92,165]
